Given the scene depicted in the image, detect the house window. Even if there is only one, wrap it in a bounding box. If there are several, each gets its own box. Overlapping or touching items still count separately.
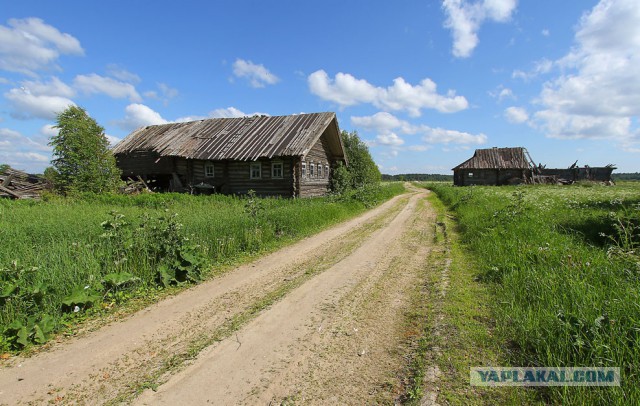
[250,162,262,179]
[271,161,283,179]
[302,162,306,178]
[325,165,329,178]
[309,162,315,178]
[204,162,215,178]
[317,164,323,178]
[468,172,474,177]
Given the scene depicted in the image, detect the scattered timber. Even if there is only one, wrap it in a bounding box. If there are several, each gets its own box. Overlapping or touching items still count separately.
[0,168,49,199]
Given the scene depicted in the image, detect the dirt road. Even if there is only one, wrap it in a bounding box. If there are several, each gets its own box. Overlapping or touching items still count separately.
[0,188,440,405]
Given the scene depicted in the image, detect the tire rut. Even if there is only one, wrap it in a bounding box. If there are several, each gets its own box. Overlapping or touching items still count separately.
[134,191,434,405]
[0,193,408,406]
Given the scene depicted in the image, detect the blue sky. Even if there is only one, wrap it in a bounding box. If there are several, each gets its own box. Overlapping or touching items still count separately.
[1,0,639,174]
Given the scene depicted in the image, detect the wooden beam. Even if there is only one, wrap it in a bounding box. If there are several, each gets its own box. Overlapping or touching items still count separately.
[1,174,14,187]
[0,184,21,199]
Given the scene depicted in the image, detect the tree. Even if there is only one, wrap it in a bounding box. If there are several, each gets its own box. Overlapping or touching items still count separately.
[336,130,380,190]
[49,106,121,194]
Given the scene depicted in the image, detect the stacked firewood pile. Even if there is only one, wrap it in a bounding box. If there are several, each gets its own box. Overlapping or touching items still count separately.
[0,167,50,199]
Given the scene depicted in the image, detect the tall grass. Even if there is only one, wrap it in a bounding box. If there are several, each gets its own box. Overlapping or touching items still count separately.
[0,183,404,351]
[426,182,640,405]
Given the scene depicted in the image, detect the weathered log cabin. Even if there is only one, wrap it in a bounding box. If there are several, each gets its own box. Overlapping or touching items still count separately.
[452,147,535,186]
[112,112,346,197]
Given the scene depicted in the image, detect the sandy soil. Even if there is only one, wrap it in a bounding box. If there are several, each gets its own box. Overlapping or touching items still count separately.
[0,189,439,405]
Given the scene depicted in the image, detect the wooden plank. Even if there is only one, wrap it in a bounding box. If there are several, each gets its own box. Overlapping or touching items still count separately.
[1,174,14,187]
[0,184,22,199]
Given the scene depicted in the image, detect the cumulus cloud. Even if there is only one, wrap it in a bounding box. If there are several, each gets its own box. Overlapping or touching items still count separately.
[40,124,58,138]
[351,112,486,145]
[4,87,75,119]
[3,77,76,119]
[351,112,418,134]
[0,18,84,75]
[117,103,168,130]
[21,76,75,98]
[422,127,487,144]
[504,106,529,123]
[105,134,122,146]
[74,74,142,102]
[232,59,279,88]
[174,107,266,123]
[309,70,468,116]
[489,85,515,102]
[442,0,518,58]
[376,132,405,146]
[0,127,51,172]
[532,0,640,142]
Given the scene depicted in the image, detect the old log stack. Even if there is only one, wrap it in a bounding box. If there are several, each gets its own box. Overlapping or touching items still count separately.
[0,168,49,199]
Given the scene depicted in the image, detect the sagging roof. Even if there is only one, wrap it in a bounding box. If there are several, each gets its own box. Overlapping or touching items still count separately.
[453,147,533,170]
[112,112,345,162]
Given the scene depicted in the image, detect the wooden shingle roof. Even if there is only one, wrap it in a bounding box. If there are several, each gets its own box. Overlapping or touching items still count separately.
[453,147,532,170]
[112,112,345,162]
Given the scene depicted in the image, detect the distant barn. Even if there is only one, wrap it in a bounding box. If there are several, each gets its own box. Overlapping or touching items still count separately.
[452,147,535,186]
[453,147,616,186]
[112,112,346,197]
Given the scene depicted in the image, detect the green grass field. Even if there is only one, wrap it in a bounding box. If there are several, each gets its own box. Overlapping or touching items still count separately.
[426,182,640,405]
[0,183,405,352]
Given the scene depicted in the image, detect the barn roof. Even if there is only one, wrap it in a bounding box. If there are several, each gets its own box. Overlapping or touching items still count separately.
[112,112,345,162]
[453,147,533,170]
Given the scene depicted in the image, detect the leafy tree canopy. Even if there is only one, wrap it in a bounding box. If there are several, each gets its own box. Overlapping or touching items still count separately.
[49,106,121,194]
[331,130,380,193]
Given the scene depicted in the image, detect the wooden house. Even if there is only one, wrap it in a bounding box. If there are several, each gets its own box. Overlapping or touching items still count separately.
[112,112,346,197]
[452,147,535,186]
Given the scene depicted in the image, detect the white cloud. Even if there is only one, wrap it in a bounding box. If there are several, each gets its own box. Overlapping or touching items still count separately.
[144,82,179,106]
[351,112,417,134]
[422,127,487,144]
[352,112,486,146]
[105,134,122,146]
[309,70,468,116]
[504,106,529,123]
[106,64,141,84]
[0,18,83,75]
[74,74,142,102]
[0,127,52,172]
[512,58,553,80]
[208,107,250,118]
[489,85,515,102]
[442,0,518,58]
[532,0,640,142]
[408,145,430,151]
[4,87,75,119]
[174,107,265,123]
[309,71,377,107]
[376,132,405,146]
[542,29,550,37]
[232,59,279,88]
[20,76,75,98]
[40,124,58,138]
[117,103,168,130]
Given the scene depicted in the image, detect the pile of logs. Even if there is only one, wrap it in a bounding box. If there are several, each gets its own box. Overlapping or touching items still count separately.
[0,168,49,199]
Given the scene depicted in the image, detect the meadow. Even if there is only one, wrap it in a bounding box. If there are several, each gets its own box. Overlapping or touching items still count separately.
[0,183,404,352]
[426,182,640,405]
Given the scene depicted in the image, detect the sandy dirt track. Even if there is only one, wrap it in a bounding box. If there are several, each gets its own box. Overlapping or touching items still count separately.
[0,189,438,405]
